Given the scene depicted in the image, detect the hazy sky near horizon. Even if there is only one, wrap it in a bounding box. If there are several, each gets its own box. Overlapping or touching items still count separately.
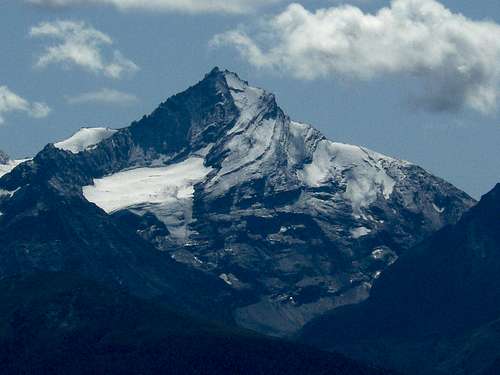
[1,0,499,198]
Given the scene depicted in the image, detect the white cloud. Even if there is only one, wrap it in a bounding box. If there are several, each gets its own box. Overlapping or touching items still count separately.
[213,0,500,114]
[27,0,283,14]
[0,86,51,125]
[30,20,139,79]
[66,88,138,105]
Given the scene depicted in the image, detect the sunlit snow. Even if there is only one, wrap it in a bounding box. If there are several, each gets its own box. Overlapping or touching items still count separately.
[299,140,396,215]
[55,127,117,154]
[225,71,266,135]
[207,71,279,195]
[0,159,30,178]
[433,203,445,213]
[350,227,372,239]
[83,157,212,241]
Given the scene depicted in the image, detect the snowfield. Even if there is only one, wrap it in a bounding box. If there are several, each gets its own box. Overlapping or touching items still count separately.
[83,157,213,241]
[298,140,396,215]
[83,157,212,213]
[350,227,372,239]
[55,127,117,154]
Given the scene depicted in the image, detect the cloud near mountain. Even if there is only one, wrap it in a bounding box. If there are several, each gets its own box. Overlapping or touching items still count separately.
[213,0,500,114]
[66,88,138,105]
[0,86,51,125]
[30,20,139,79]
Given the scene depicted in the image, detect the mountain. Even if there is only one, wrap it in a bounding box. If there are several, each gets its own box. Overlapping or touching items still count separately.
[0,68,475,336]
[0,151,28,179]
[0,272,392,375]
[299,184,500,374]
[0,149,245,323]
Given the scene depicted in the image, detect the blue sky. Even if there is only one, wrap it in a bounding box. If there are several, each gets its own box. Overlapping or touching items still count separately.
[1,0,499,198]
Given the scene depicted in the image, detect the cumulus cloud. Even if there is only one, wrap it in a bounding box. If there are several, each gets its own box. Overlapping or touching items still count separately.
[66,88,138,105]
[213,0,500,114]
[30,20,139,79]
[26,0,283,14]
[0,86,51,125]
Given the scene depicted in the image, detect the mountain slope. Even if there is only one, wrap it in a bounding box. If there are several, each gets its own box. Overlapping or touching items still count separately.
[0,68,475,335]
[0,147,242,322]
[0,151,29,180]
[0,272,392,375]
[299,183,500,374]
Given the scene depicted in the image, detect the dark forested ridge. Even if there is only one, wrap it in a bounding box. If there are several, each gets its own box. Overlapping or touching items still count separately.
[0,272,392,375]
[299,184,500,375]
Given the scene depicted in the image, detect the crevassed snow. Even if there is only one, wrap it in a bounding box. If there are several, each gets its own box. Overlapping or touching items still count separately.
[350,227,372,239]
[55,127,117,154]
[83,157,212,241]
[299,140,396,215]
[217,72,401,219]
[287,121,321,167]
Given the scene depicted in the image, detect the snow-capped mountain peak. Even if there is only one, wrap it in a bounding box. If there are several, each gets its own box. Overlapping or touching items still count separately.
[0,68,476,337]
[223,71,271,132]
[79,69,475,335]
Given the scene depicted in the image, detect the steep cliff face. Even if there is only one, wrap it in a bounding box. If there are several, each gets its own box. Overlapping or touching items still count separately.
[0,68,476,335]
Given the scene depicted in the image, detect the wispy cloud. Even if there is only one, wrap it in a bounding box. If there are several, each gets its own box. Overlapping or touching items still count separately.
[27,0,283,14]
[213,0,500,114]
[66,88,138,105]
[30,20,139,79]
[0,86,51,125]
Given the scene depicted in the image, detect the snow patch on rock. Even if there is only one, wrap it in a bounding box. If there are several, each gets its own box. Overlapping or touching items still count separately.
[299,140,397,215]
[433,203,445,213]
[55,127,117,154]
[0,159,30,178]
[0,187,20,198]
[350,227,372,239]
[219,273,233,286]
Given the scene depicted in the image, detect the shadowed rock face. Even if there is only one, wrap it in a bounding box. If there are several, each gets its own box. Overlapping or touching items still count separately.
[0,272,393,375]
[299,184,500,375]
[0,68,476,336]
